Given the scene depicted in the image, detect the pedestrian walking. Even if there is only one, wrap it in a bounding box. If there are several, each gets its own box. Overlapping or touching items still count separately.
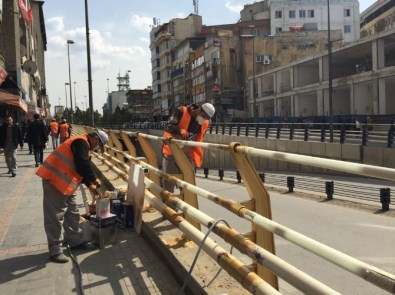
[22,119,33,154]
[36,130,109,263]
[28,113,48,167]
[58,118,72,144]
[48,118,59,149]
[0,115,24,177]
[162,102,215,193]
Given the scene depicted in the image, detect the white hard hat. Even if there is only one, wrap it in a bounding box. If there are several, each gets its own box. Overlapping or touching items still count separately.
[201,103,215,119]
[95,130,109,145]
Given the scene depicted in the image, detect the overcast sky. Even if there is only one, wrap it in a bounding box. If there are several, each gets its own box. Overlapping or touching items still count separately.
[43,0,376,115]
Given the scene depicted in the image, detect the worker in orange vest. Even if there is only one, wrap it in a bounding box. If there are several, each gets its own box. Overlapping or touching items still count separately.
[58,118,72,144]
[36,130,109,263]
[48,118,59,149]
[162,102,215,193]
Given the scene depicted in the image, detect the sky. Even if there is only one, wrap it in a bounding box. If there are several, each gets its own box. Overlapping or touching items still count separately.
[43,0,376,115]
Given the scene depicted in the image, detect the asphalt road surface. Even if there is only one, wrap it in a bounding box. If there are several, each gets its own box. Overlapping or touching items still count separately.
[196,177,395,295]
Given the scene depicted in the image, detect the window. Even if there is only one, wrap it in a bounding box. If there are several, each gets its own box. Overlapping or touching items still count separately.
[289,10,296,18]
[275,27,282,33]
[307,10,314,18]
[299,10,306,18]
[344,9,351,17]
[275,11,282,18]
[344,25,351,33]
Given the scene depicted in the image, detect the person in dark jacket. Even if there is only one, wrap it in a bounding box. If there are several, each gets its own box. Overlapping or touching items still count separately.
[28,113,49,167]
[21,119,33,154]
[0,116,24,177]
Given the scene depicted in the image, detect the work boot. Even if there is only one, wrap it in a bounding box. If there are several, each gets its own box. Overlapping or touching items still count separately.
[50,253,69,263]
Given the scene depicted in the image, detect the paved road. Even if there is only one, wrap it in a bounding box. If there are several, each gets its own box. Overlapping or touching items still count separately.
[196,177,395,295]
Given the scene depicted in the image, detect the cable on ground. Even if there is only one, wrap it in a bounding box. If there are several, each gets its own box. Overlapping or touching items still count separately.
[66,243,85,295]
[178,218,232,295]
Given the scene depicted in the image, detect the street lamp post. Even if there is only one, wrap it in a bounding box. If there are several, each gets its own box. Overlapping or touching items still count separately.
[107,78,109,95]
[327,0,333,142]
[64,82,69,120]
[84,0,94,126]
[73,82,77,111]
[64,83,69,109]
[67,40,75,123]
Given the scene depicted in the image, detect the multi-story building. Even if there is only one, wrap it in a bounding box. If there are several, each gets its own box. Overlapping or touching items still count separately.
[150,14,202,120]
[171,37,206,108]
[106,90,128,114]
[360,0,395,38]
[249,26,395,119]
[125,88,153,122]
[0,0,47,122]
[241,0,360,43]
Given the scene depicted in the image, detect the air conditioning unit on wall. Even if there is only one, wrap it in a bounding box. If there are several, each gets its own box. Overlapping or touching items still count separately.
[263,55,272,64]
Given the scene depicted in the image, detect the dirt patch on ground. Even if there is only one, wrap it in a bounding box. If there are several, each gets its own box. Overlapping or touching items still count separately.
[142,208,251,295]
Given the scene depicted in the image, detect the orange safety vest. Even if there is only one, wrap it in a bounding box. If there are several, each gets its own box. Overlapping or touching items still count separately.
[59,123,69,138]
[36,135,87,195]
[49,121,59,135]
[162,106,209,168]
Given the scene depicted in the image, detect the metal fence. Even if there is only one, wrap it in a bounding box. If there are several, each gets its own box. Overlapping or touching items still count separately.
[99,121,395,148]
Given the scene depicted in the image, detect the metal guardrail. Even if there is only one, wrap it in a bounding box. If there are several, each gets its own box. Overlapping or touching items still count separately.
[197,169,395,210]
[80,126,395,294]
[97,121,395,148]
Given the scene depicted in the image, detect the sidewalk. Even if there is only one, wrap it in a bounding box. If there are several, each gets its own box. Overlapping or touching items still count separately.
[0,148,180,295]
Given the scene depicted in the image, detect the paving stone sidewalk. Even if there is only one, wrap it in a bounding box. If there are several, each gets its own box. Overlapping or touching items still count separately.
[0,148,180,295]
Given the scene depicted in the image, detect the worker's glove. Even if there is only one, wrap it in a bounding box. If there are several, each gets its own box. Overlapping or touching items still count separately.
[180,129,188,139]
[187,132,195,140]
[88,184,98,192]
[94,179,101,188]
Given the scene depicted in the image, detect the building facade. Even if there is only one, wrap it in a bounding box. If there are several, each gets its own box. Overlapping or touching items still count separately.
[125,88,153,122]
[150,14,202,120]
[0,0,47,122]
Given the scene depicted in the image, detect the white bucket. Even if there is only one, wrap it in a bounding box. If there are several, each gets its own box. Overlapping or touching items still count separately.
[96,198,111,218]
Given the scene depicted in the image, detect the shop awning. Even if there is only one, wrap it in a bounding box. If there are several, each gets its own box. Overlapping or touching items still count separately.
[0,91,28,112]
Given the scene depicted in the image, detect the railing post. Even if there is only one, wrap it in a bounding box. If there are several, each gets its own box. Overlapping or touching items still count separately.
[276,124,281,139]
[218,169,224,181]
[340,124,346,144]
[246,124,250,137]
[215,124,219,134]
[255,123,259,138]
[236,171,242,183]
[265,124,269,138]
[361,125,368,146]
[380,188,390,211]
[289,123,294,140]
[387,123,394,148]
[304,124,309,141]
[209,123,213,134]
[320,124,326,142]
[203,167,209,178]
[229,124,233,135]
[236,124,241,136]
[222,123,225,135]
[287,176,294,193]
[326,181,334,200]
[259,172,265,183]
